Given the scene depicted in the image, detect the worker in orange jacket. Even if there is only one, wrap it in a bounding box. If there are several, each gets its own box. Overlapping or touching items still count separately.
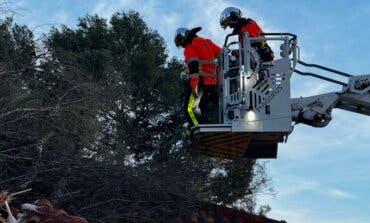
[174,27,222,129]
[220,7,274,62]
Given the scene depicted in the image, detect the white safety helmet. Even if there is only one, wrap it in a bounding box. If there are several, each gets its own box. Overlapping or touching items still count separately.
[220,7,242,29]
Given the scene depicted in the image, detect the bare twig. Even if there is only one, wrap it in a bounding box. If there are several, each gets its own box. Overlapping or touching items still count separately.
[9,188,32,198]
[4,201,16,223]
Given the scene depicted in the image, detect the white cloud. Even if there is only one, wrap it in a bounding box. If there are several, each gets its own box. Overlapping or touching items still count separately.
[93,0,135,18]
[258,175,360,223]
[327,189,357,200]
[267,208,311,223]
[277,126,346,160]
[54,10,68,25]
[299,81,333,96]
[185,0,236,45]
[268,207,365,223]
[259,173,358,201]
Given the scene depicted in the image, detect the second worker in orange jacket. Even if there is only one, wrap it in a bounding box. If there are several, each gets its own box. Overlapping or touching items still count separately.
[220,6,274,62]
[175,27,222,129]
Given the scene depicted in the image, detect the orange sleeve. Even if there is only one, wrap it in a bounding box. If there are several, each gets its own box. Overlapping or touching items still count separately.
[184,46,199,89]
[242,20,263,37]
[212,41,222,57]
[205,39,221,57]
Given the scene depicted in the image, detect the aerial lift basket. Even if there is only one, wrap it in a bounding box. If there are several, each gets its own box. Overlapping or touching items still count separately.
[191,33,298,159]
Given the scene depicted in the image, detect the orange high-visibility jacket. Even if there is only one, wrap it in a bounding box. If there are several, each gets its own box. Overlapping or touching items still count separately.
[240,19,263,38]
[238,18,274,61]
[184,36,222,89]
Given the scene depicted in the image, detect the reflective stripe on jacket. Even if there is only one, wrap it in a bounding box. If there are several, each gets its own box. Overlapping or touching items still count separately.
[184,36,222,89]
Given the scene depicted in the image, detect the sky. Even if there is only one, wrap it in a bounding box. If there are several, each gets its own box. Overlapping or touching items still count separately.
[5,0,370,222]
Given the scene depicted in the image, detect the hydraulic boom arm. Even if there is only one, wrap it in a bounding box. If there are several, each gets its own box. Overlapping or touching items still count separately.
[291,61,370,127]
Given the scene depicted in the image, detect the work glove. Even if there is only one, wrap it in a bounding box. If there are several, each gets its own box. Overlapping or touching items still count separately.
[192,86,199,97]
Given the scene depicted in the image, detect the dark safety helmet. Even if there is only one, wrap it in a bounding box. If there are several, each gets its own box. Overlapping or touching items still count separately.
[220,7,242,29]
[174,27,189,48]
[174,27,202,48]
